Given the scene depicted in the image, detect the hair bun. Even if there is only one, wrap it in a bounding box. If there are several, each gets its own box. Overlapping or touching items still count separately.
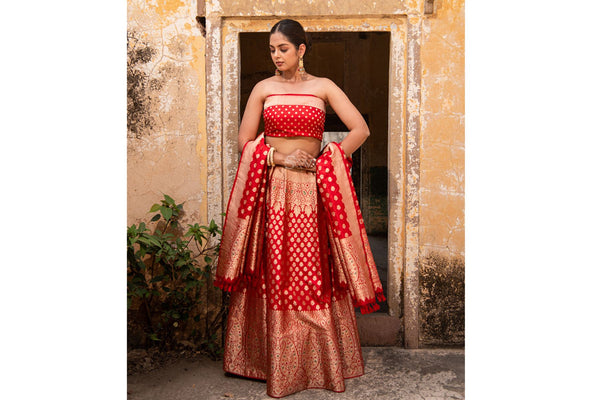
[304,31,312,53]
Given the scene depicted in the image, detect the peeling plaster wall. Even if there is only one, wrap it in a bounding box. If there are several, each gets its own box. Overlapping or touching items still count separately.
[127,0,465,348]
[216,0,417,16]
[420,0,465,258]
[127,0,207,227]
[417,0,464,347]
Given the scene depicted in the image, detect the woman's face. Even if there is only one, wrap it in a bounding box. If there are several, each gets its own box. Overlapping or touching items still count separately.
[269,31,304,73]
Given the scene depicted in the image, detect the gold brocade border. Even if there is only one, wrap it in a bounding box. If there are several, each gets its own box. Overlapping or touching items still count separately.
[224,289,364,398]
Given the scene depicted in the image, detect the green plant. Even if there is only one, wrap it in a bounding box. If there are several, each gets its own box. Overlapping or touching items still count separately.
[127,194,225,356]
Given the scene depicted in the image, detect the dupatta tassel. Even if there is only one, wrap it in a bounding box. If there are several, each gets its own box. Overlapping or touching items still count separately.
[355,297,381,314]
[316,142,386,315]
[214,276,238,292]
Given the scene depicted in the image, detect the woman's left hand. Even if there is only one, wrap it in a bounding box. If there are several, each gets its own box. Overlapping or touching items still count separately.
[279,149,316,171]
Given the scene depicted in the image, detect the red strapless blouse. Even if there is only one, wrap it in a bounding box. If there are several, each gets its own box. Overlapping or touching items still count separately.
[263,93,326,140]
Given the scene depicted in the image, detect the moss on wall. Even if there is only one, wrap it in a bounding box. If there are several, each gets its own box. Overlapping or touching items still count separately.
[419,252,465,346]
[127,0,207,228]
[127,0,216,353]
[127,30,158,139]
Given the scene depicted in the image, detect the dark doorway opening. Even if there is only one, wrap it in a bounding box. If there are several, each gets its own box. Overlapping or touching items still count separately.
[240,31,390,312]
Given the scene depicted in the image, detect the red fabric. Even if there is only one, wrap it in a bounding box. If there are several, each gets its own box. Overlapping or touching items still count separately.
[215,135,386,397]
[315,150,352,239]
[316,142,386,313]
[215,137,385,314]
[214,136,270,291]
[238,142,269,218]
[263,104,325,140]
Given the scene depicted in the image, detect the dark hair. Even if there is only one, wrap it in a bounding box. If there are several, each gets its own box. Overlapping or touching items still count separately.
[270,19,312,53]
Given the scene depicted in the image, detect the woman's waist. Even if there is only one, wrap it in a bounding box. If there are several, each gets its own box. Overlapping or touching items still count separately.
[264,129,323,141]
[264,136,321,159]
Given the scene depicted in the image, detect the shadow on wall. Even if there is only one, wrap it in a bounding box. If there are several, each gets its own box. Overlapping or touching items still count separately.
[419,252,465,347]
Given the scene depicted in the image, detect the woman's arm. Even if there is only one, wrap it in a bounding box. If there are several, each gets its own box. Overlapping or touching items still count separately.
[237,82,267,152]
[322,78,370,157]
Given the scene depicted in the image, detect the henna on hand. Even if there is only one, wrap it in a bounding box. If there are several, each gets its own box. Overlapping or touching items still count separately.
[281,149,317,171]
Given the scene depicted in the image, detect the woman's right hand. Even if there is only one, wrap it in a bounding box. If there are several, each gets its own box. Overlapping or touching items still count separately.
[276,149,317,171]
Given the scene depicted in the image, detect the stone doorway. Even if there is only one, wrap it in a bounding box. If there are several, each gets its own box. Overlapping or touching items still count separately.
[239,31,390,312]
[209,17,419,347]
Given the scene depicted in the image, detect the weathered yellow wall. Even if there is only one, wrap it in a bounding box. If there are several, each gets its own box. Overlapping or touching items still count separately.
[126,0,463,252]
[127,0,207,227]
[420,0,465,257]
[127,0,464,347]
[216,0,416,16]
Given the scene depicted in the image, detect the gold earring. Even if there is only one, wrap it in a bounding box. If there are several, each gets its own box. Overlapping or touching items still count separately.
[275,69,281,76]
[298,57,305,74]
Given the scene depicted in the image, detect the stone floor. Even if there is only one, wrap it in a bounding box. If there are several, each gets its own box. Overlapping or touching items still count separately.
[127,347,464,400]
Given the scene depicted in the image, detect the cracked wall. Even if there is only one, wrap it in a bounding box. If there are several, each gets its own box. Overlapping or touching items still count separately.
[127,0,464,348]
[127,0,207,227]
[420,0,465,259]
[419,0,465,346]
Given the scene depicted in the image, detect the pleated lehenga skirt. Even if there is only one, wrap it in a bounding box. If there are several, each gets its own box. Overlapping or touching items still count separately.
[222,165,364,398]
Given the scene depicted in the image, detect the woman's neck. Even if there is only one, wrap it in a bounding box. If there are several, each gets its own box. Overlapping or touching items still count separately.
[279,70,302,81]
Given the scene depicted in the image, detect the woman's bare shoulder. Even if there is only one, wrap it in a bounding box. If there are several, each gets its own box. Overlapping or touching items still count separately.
[317,77,341,91]
[251,76,281,99]
[310,77,342,102]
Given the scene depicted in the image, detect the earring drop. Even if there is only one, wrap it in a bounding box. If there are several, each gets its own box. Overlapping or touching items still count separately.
[275,69,281,76]
[298,57,305,74]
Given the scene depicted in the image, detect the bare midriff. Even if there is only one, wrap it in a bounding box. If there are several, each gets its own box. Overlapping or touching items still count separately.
[264,135,321,159]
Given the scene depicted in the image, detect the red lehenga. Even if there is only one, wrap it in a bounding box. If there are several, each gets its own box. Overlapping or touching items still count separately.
[214,94,385,398]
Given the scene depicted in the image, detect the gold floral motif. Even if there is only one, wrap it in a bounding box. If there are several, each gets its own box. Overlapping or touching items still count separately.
[224,289,363,398]
[217,137,386,397]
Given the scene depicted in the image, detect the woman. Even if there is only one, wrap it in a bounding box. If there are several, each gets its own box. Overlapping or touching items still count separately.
[215,19,385,398]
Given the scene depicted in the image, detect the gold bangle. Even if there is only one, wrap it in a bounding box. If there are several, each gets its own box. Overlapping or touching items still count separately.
[268,146,276,167]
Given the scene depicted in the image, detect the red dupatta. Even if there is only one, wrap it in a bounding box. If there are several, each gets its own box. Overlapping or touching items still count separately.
[215,136,385,314]
[214,135,270,291]
[316,142,386,313]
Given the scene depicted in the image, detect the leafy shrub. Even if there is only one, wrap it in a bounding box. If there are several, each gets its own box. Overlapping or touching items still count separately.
[127,194,225,357]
